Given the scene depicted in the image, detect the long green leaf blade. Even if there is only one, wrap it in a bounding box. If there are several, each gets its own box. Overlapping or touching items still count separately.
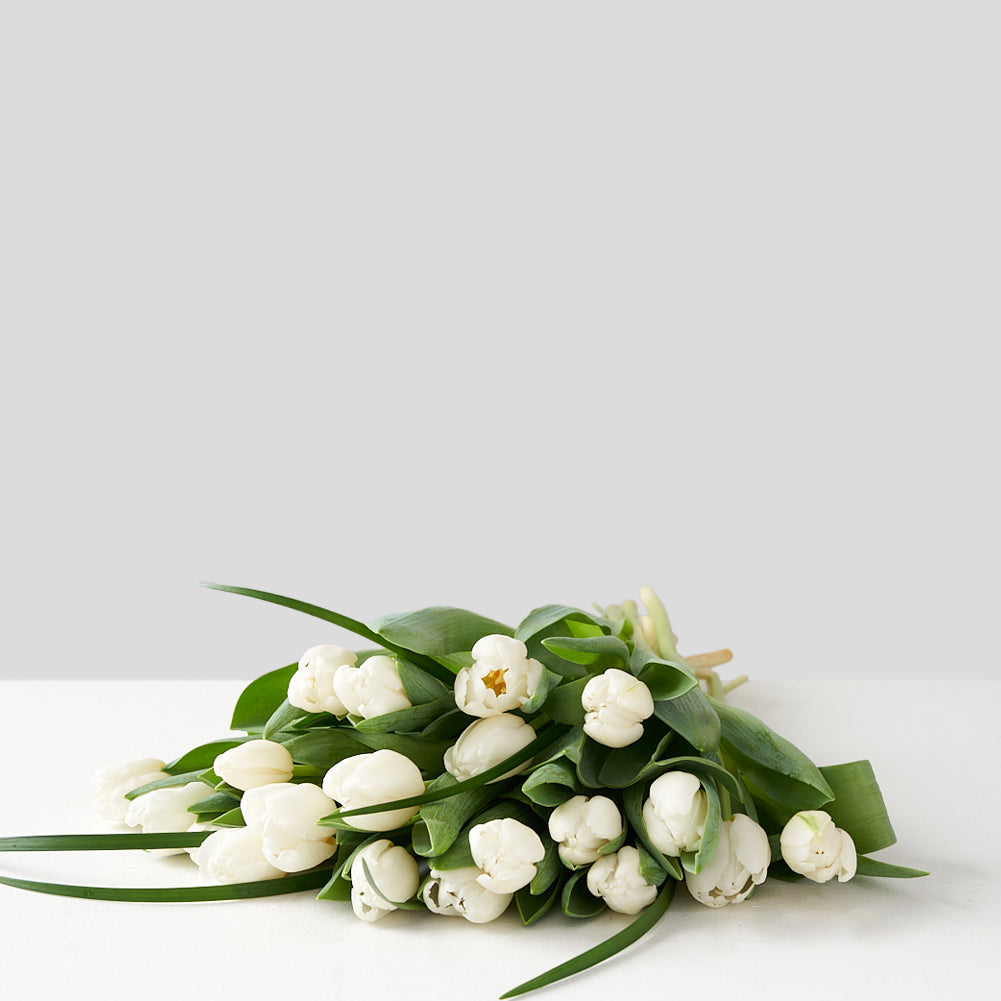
[202,584,453,683]
[323,723,570,822]
[0,867,332,901]
[500,880,676,998]
[0,833,209,852]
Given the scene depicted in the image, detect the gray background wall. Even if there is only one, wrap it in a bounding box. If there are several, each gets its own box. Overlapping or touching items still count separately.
[1,3,996,682]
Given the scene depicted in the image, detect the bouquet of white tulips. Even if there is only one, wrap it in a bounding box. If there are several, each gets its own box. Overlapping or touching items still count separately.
[0,584,925,997]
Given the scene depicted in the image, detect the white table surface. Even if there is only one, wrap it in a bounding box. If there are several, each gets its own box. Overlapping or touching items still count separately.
[1,679,997,1001]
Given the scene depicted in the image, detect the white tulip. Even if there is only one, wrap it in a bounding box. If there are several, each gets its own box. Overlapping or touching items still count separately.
[123,781,214,856]
[422,866,513,923]
[548,795,623,866]
[322,749,425,832]
[350,839,420,921]
[642,771,708,856]
[288,644,357,715]
[454,635,544,718]
[581,668,654,748]
[442,713,536,783]
[194,826,284,884]
[241,782,337,872]
[468,818,546,893]
[586,845,658,914]
[92,757,166,822]
[685,813,771,908]
[334,655,412,719]
[780,810,857,884]
[213,739,294,791]
[185,820,220,857]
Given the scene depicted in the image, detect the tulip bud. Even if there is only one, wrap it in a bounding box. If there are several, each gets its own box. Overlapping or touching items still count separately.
[92,757,166,822]
[185,820,220,857]
[453,635,545,718]
[548,795,623,866]
[333,656,412,719]
[468,818,546,893]
[193,826,284,884]
[442,713,536,783]
[780,810,857,883]
[685,813,771,907]
[638,615,658,652]
[241,782,337,872]
[213,739,294,791]
[350,839,420,921]
[288,644,357,715]
[586,845,658,914]
[322,749,425,832]
[123,781,214,856]
[422,866,513,923]
[642,771,708,856]
[581,668,654,748]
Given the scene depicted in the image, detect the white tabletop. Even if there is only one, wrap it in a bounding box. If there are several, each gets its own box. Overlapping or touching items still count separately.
[1,679,997,1001]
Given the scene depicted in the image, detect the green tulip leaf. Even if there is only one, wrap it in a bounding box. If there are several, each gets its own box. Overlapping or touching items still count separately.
[622,782,683,882]
[164,740,247,775]
[0,866,332,902]
[560,869,604,919]
[321,723,570,824]
[653,687,721,753]
[521,760,583,808]
[202,584,454,684]
[542,677,590,725]
[818,760,896,855]
[713,699,834,820]
[500,880,676,998]
[855,855,928,878]
[411,774,494,858]
[395,658,452,706]
[230,663,298,732]
[516,878,562,926]
[123,771,208,801]
[541,635,630,669]
[368,607,514,665]
[351,695,455,735]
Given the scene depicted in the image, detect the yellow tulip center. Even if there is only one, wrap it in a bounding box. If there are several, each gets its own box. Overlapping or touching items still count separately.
[482,668,508,696]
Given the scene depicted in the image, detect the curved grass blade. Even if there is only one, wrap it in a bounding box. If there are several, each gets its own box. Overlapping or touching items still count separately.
[202,584,454,684]
[0,866,333,901]
[0,832,209,852]
[500,879,676,998]
[322,723,570,823]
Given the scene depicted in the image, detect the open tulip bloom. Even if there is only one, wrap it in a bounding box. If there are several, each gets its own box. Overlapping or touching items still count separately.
[0,584,926,998]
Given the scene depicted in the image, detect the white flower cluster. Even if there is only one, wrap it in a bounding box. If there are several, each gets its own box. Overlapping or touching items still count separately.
[287,646,411,719]
[93,632,860,939]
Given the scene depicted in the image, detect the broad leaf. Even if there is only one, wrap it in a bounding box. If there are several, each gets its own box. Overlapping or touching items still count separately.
[542,635,630,669]
[653,688,721,753]
[230,663,297,732]
[819,760,896,855]
[411,775,494,858]
[163,740,246,775]
[368,607,513,663]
